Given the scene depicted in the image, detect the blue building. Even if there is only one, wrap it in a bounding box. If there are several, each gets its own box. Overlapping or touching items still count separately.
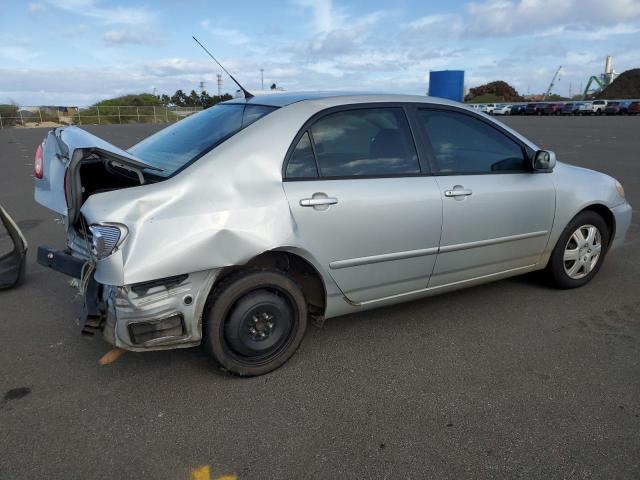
[428,70,465,102]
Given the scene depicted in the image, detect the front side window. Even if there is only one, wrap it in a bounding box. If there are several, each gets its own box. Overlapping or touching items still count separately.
[129,104,276,177]
[417,110,529,174]
[308,108,420,177]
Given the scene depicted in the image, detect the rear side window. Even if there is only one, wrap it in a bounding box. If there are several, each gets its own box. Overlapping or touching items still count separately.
[130,104,276,177]
[417,110,529,174]
[286,132,318,178]
[307,108,420,177]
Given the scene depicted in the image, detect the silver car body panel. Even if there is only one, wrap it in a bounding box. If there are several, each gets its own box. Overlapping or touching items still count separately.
[429,173,555,286]
[34,93,631,350]
[283,177,443,303]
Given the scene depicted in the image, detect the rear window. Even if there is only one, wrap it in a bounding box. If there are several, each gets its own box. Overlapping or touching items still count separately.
[308,108,420,177]
[129,103,277,177]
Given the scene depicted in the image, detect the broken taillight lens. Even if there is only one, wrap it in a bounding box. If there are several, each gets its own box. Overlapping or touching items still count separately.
[34,145,43,179]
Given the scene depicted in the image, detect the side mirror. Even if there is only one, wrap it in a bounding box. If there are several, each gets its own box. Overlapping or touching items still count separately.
[533,150,556,171]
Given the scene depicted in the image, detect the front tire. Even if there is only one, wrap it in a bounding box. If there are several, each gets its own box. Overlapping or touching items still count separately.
[546,211,610,289]
[203,269,308,376]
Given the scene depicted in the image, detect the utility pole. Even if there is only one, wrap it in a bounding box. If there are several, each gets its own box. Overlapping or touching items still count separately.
[261,69,264,90]
[217,74,222,96]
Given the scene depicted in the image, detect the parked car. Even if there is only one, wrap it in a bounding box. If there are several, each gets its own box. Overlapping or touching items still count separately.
[480,103,496,114]
[591,100,608,115]
[0,204,28,289]
[561,103,580,115]
[543,103,565,115]
[524,103,543,115]
[577,102,594,115]
[604,100,631,115]
[34,92,632,376]
[628,101,640,115]
[509,104,526,115]
[493,104,512,115]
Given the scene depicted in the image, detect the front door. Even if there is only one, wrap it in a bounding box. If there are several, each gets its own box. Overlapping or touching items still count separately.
[414,108,555,287]
[282,106,443,304]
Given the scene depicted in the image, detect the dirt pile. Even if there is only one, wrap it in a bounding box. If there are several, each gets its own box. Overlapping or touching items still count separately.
[596,69,640,99]
[465,81,524,102]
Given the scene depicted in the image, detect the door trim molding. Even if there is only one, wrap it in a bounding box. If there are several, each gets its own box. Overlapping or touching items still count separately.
[329,230,547,270]
[329,246,439,270]
[439,230,548,253]
[353,264,536,306]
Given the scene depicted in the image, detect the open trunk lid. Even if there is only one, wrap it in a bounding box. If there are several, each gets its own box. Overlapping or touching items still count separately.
[34,126,161,222]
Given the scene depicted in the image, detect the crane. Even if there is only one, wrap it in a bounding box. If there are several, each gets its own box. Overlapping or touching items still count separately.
[542,66,562,100]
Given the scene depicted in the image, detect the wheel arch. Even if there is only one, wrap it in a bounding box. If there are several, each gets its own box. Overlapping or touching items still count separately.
[580,203,616,250]
[212,248,328,318]
[541,202,616,269]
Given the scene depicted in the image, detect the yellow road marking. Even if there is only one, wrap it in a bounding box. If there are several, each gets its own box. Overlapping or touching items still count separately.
[191,466,211,480]
[190,465,237,480]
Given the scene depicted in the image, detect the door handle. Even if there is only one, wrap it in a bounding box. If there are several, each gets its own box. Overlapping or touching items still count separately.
[300,197,338,207]
[444,189,473,197]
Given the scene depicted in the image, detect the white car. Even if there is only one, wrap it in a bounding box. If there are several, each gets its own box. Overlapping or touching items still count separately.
[577,102,593,115]
[480,103,496,114]
[591,100,608,115]
[493,104,512,115]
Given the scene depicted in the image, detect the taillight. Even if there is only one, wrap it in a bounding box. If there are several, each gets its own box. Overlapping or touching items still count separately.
[34,145,43,179]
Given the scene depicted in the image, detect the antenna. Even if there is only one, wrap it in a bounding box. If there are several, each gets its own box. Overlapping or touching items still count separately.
[192,36,253,99]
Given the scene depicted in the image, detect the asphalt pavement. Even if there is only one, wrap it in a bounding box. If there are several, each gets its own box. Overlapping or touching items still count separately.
[1,116,639,479]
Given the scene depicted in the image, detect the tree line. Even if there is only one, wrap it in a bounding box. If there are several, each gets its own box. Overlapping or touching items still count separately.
[159,90,233,108]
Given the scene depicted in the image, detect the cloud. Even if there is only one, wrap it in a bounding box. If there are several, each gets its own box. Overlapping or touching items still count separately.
[44,0,156,26]
[28,2,45,14]
[408,14,456,29]
[464,0,640,36]
[294,0,346,34]
[199,20,252,47]
[103,29,149,45]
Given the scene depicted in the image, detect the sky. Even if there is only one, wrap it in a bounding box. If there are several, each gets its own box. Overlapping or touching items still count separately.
[1,0,640,105]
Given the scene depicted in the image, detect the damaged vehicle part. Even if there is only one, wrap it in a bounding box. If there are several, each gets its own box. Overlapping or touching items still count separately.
[34,93,632,376]
[0,205,28,289]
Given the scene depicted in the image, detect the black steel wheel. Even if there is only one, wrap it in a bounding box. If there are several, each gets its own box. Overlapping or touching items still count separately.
[203,269,308,376]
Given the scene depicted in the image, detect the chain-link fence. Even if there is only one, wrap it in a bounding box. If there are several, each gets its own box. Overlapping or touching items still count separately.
[0,105,202,128]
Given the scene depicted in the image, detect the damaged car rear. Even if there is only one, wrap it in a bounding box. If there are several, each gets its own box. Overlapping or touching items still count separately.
[35,93,632,376]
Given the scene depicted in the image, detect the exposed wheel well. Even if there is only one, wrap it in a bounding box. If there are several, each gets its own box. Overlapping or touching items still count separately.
[214,251,326,318]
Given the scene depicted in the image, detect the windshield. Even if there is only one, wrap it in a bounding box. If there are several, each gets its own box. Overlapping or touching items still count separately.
[129,103,277,177]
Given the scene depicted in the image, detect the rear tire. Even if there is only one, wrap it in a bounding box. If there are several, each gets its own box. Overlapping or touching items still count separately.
[546,211,610,289]
[203,269,308,376]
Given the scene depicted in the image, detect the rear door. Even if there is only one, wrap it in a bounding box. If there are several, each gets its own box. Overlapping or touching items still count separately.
[283,106,443,304]
[414,107,555,287]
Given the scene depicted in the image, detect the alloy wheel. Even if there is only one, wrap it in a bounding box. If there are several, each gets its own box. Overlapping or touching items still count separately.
[563,224,602,279]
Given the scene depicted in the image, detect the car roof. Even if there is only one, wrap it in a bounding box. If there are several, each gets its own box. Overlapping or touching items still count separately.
[223,91,464,108]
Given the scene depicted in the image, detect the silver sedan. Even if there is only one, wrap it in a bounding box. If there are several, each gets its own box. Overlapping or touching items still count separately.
[34,92,632,375]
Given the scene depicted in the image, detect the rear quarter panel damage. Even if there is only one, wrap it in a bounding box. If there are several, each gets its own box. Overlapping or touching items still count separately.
[80,103,325,287]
